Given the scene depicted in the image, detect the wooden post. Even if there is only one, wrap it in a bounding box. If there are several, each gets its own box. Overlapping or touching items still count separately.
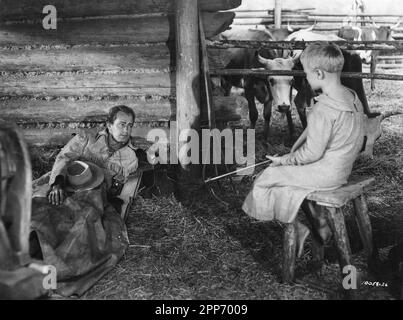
[282,221,297,283]
[353,195,377,264]
[274,0,282,28]
[175,0,200,169]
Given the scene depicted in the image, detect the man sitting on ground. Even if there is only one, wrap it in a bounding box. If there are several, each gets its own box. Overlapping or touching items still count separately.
[30,105,158,297]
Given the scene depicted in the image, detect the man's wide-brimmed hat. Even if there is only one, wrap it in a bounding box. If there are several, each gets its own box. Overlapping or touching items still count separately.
[65,161,104,192]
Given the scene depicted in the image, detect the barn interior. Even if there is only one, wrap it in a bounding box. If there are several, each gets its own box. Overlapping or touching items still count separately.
[1,0,403,300]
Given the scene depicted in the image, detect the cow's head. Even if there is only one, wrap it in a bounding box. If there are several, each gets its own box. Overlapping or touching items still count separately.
[256,53,295,113]
[359,20,400,63]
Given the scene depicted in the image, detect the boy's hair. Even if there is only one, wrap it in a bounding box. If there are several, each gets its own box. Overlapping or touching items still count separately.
[300,42,345,73]
[107,105,135,124]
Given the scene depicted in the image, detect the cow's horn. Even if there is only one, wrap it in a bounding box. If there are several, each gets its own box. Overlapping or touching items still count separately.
[287,21,294,33]
[255,51,271,66]
[261,28,274,40]
[372,20,379,28]
[381,110,403,120]
[391,19,401,30]
[304,21,316,32]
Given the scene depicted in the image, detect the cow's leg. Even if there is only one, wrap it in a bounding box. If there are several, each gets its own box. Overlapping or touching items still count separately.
[370,52,377,91]
[294,91,307,128]
[285,110,295,143]
[263,99,273,140]
[344,54,380,118]
[245,88,258,129]
[221,76,232,96]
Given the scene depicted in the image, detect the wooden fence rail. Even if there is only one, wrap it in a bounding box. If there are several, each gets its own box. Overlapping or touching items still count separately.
[210,69,403,81]
[207,40,403,51]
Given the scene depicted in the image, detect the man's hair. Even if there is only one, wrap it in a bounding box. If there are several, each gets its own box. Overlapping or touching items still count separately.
[300,42,345,73]
[107,105,135,124]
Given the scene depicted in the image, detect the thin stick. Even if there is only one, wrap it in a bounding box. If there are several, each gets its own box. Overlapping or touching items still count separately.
[204,159,272,183]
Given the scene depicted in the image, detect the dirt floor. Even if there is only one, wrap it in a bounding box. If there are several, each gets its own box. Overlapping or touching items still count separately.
[30,72,403,300]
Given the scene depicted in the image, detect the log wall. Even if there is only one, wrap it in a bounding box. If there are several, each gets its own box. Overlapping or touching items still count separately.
[0,0,242,146]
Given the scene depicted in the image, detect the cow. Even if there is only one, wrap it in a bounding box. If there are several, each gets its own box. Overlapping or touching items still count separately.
[218,25,315,141]
[338,20,400,64]
[283,29,379,118]
[253,30,381,145]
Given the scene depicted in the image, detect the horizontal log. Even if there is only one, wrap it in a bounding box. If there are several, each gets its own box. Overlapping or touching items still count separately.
[232,18,311,25]
[230,8,315,13]
[377,55,403,60]
[372,64,403,69]
[0,43,228,72]
[0,0,241,20]
[307,18,402,24]
[226,24,340,31]
[0,95,243,126]
[211,69,403,81]
[0,71,173,96]
[308,14,403,17]
[11,95,245,147]
[0,12,234,47]
[234,13,308,19]
[207,40,403,51]
[0,44,173,72]
[0,97,174,123]
[22,126,170,147]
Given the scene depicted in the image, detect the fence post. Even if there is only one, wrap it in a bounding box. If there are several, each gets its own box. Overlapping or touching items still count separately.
[275,0,282,28]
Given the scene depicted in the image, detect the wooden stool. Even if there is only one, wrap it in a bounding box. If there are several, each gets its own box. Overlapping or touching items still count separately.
[282,176,376,283]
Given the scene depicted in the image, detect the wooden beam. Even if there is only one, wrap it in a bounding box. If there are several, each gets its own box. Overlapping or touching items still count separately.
[175,0,200,168]
[0,0,242,20]
[207,40,403,51]
[211,69,403,81]
[0,12,235,47]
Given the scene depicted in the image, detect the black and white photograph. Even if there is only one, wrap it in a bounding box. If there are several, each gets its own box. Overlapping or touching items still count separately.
[0,0,402,303]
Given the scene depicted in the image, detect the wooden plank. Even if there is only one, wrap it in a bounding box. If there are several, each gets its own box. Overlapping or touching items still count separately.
[306,177,375,208]
[0,0,241,20]
[207,40,403,51]
[0,71,173,96]
[211,69,403,81]
[0,12,235,47]
[0,44,172,72]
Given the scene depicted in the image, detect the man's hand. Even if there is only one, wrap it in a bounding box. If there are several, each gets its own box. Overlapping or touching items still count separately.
[266,155,282,167]
[48,184,66,205]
